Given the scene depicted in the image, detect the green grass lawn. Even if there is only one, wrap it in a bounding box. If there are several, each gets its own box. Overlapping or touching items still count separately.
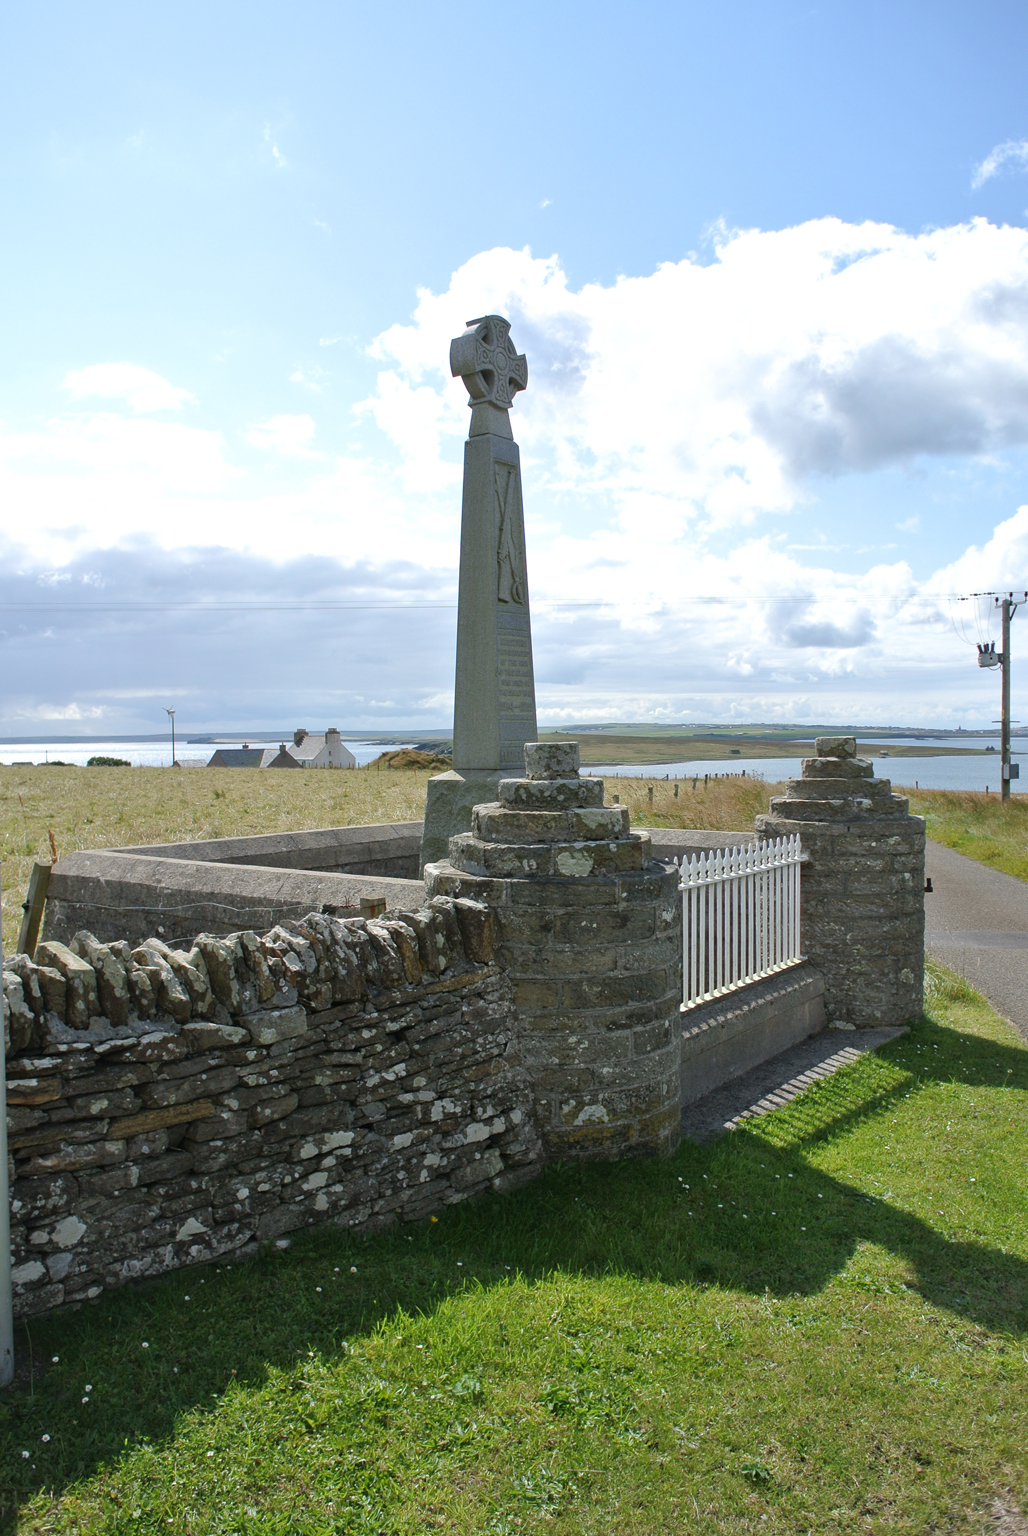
[1,963,1025,1534]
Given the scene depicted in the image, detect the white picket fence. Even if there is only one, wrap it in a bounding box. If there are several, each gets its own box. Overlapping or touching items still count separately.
[676,835,803,1010]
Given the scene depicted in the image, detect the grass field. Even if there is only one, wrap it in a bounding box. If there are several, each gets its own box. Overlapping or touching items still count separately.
[0,764,437,954]
[0,962,1024,1533]
[905,788,1028,884]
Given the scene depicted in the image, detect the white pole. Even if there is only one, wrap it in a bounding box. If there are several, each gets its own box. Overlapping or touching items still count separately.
[0,875,15,1385]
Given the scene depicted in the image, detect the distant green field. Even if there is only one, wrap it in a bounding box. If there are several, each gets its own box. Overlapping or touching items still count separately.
[540,731,986,765]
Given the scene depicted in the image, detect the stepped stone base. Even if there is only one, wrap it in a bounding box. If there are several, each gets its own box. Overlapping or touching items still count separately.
[680,963,825,1106]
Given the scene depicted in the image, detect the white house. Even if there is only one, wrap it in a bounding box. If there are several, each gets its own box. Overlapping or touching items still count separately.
[287,728,357,769]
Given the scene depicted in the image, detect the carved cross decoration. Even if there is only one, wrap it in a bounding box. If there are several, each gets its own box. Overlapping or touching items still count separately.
[449,315,528,410]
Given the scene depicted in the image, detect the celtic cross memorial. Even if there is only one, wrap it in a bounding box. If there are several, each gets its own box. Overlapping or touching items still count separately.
[420,315,539,869]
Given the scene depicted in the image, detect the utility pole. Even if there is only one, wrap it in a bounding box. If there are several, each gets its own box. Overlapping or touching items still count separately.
[974,591,1025,802]
[1001,596,1013,802]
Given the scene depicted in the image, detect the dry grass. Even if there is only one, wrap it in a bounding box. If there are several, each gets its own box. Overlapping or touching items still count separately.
[0,764,438,953]
[906,786,1028,883]
[0,765,784,954]
[596,769,784,833]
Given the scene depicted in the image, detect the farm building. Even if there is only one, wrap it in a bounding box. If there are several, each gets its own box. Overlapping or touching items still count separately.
[206,744,299,768]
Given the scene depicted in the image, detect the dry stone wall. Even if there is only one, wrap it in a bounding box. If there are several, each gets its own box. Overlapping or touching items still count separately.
[2,897,540,1318]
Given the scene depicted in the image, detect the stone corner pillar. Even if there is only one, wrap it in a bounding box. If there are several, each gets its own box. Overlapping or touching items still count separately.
[757,735,925,1028]
[425,741,682,1161]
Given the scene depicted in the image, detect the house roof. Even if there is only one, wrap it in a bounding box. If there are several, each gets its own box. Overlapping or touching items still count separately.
[207,749,265,768]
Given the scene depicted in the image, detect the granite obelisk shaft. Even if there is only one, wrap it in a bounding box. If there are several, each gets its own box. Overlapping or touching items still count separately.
[453,428,537,771]
[420,317,538,871]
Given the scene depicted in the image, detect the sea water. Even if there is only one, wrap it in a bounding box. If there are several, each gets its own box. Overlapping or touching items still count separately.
[587,752,1025,794]
[0,739,399,769]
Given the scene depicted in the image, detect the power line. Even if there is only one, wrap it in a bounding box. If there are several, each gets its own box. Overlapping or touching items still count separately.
[0,590,1012,614]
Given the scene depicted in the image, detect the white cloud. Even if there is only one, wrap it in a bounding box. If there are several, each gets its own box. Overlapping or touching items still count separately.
[263,124,287,169]
[8,217,1028,727]
[64,363,195,413]
[290,366,326,392]
[34,702,105,720]
[925,504,1028,597]
[364,220,1028,532]
[973,139,1028,189]
[242,414,319,456]
[0,400,449,570]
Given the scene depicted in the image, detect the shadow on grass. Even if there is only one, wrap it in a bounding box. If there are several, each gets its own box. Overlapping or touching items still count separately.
[0,1009,1025,1524]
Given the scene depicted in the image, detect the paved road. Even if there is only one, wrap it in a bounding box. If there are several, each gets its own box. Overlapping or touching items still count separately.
[925,839,1028,1042]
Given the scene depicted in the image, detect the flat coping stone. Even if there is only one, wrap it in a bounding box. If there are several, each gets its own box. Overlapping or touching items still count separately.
[43,851,425,945]
[646,829,757,863]
[109,821,423,872]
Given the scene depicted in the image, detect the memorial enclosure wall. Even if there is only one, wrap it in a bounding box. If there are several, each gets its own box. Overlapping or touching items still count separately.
[2,738,925,1320]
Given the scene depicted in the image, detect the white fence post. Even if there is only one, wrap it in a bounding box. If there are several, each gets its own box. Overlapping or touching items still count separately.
[679,834,803,1010]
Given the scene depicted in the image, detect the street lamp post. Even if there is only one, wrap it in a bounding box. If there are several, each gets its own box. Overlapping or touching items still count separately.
[165,708,177,768]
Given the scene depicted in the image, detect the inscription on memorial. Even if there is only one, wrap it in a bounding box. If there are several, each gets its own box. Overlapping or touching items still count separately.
[497,629,535,718]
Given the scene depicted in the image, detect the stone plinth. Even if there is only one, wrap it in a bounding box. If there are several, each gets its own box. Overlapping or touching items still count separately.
[757,736,925,1028]
[425,743,681,1160]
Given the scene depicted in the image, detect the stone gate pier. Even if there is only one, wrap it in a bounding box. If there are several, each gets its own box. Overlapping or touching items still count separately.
[425,742,682,1159]
[758,735,925,1027]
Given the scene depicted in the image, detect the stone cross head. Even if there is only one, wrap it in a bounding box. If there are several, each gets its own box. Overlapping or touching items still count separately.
[450,315,528,411]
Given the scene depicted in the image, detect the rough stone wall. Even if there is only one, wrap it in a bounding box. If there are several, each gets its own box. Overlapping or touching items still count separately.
[757,736,925,1027]
[2,897,540,1318]
[425,742,682,1160]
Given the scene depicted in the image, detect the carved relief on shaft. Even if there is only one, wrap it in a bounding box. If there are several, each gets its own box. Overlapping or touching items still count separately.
[495,462,526,605]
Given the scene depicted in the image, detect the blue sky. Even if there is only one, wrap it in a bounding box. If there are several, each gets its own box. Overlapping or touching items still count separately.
[4,1,1028,735]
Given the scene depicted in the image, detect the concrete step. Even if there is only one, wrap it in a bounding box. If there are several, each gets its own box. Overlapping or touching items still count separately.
[680,1021,910,1143]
